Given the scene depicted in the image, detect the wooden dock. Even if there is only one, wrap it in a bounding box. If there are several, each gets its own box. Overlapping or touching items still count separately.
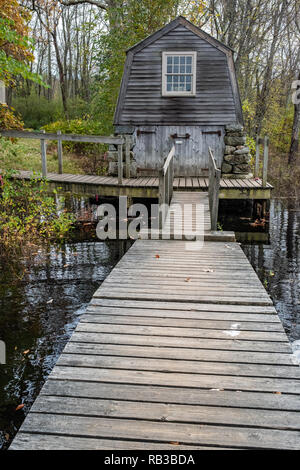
[10,196,300,450]
[12,169,273,200]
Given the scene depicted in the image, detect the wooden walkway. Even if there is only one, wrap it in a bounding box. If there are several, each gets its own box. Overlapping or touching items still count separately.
[12,170,273,199]
[10,235,300,449]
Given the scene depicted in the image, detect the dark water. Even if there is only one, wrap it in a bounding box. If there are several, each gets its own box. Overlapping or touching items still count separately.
[0,198,299,450]
[241,199,300,343]
[0,240,130,450]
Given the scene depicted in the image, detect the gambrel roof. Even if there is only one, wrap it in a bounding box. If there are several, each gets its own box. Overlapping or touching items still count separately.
[114,16,243,126]
[126,16,235,55]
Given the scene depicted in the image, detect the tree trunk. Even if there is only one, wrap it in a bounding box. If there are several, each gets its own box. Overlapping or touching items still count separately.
[288,72,300,165]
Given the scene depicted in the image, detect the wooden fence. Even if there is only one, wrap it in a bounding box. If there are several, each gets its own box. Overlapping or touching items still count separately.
[255,135,269,186]
[158,144,175,228]
[208,147,221,231]
[0,129,129,184]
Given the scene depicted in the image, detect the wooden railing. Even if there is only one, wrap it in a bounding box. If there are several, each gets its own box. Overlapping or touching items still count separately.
[159,144,175,228]
[0,129,127,184]
[208,147,221,231]
[255,135,269,187]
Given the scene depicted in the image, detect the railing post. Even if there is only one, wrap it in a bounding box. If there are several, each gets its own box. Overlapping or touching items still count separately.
[262,135,269,188]
[40,129,47,178]
[118,143,123,185]
[211,170,221,231]
[208,147,221,232]
[255,135,260,178]
[57,130,63,174]
[158,169,165,229]
[125,136,130,179]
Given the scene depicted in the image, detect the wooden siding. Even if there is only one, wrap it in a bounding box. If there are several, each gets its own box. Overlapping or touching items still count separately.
[116,24,238,126]
[133,125,225,176]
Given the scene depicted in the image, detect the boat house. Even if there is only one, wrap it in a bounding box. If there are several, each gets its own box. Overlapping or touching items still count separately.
[113,16,249,178]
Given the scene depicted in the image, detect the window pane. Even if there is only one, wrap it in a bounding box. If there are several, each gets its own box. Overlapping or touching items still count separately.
[186,65,192,73]
[186,56,192,64]
[186,75,191,83]
[173,65,179,73]
[167,83,172,91]
[179,75,185,83]
[174,56,179,64]
[180,56,185,64]
[186,83,191,91]
[167,65,172,73]
[167,56,172,64]
[180,65,185,73]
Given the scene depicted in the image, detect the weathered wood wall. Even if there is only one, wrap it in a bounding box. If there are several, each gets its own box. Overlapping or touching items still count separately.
[116,24,238,126]
[133,125,225,176]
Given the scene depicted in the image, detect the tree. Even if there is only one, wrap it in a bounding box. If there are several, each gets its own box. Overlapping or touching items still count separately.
[0,0,44,86]
[288,12,300,165]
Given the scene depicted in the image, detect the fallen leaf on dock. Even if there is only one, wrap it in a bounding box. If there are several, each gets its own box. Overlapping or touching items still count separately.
[155,254,160,258]
[15,404,24,411]
[184,277,191,282]
[170,442,180,445]
[274,392,282,395]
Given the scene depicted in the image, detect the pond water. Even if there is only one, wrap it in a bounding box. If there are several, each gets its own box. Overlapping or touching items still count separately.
[0,197,299,450]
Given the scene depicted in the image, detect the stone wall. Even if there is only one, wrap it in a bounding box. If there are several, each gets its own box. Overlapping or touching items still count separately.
[107,134,137,177]
[222,124,252,178]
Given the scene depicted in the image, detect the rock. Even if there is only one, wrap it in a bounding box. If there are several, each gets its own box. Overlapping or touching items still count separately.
[224,136,246,146]
[107,151,118,162]
[224,145,236,155]
[108,162,118,175]
[233,163,251,174]
[224,154,250,164]
[225,123,244,133]
[234,146,250,155]
[222,162,233,173]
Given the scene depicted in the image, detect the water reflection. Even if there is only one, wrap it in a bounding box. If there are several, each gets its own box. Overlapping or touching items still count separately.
[242,199,300,342]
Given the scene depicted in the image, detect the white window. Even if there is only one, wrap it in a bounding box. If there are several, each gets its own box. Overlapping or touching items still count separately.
[162,51,196,97]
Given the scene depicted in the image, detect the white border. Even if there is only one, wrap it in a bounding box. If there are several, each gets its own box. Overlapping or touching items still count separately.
[162,51,197,97]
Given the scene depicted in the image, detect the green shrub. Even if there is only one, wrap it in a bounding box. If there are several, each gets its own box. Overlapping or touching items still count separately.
[12,92,63,129]
[0,169,75,277]
[42,118,108,155]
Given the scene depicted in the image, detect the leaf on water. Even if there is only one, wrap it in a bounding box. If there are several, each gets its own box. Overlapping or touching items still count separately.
[15,404,24,411]
[23,350,30,355]
[47,299,53,304]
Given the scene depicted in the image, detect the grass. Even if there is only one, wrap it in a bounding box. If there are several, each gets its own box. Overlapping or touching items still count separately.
[0,137,85,175]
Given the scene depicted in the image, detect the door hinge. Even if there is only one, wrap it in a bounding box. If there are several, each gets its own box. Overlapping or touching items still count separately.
[170,133,190,139]
[203,131,222,137]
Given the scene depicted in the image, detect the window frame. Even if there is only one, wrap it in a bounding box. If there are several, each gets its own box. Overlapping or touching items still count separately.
[162,51,197,97]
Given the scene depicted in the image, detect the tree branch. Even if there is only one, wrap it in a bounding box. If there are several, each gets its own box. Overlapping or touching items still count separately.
[58,0,107,9]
